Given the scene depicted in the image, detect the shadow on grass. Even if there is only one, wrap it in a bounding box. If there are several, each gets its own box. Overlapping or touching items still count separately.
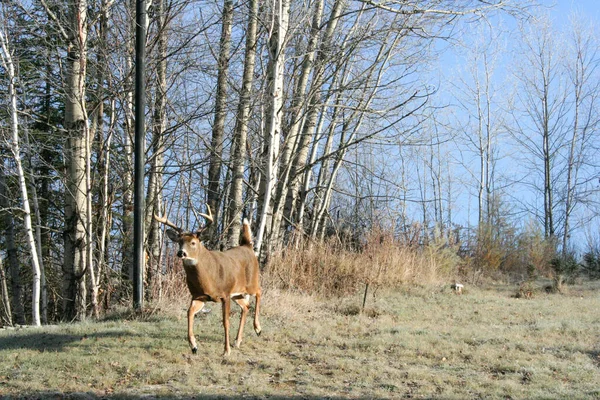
[0,393,394,400]
[588,350,600,368]
[0,328,141,352]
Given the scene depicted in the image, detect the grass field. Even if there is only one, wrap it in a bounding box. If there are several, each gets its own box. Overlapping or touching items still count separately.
[1,282,599,399]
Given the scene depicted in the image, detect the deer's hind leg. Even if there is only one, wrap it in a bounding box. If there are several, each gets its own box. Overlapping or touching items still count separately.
[253,291,262,336]
[233,295,250,348]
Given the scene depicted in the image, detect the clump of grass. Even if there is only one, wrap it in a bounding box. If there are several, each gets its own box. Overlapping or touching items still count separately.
[515,280,537,299]
[336,303,362,316]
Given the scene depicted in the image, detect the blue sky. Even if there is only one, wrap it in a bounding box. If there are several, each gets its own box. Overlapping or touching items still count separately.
[417,0,600,251]
[553,0,599,21]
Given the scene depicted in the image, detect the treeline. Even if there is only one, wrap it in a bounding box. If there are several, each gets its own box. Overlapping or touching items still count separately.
[0,0,598,326]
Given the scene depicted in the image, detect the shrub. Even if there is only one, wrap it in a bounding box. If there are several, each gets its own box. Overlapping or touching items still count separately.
[460,220,560,282]
[262,227,461,297]
[582,250,600,279]
[549,253,580,293]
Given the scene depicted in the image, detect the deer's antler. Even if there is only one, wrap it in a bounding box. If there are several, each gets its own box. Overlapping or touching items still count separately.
[199,204,214,224]
[154,213,182,232]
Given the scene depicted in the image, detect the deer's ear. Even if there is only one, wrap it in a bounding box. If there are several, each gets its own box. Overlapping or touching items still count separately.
[194,228,211,243]
[166,229,180,242]
[194,231,208,241]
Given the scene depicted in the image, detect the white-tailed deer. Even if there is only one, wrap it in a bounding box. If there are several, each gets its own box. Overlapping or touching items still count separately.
[155,207,261,356]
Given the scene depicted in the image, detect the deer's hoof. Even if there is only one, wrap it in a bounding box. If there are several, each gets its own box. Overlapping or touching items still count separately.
[192,347,198,354]
[255,327,262,336]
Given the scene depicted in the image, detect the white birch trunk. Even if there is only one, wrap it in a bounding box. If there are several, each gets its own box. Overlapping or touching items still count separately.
[270,0,324,237]
[279,1,345,231]
[63,0,89,321]
[22,126,47,323]
[0,28,42,326]
[227,0,258,247]
[145,0,167,298]
[255,0,288,256]
[206,0,233,243]
[121,0,136,281]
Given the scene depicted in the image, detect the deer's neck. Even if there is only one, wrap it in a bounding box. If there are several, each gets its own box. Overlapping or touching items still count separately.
[182,251,223,299]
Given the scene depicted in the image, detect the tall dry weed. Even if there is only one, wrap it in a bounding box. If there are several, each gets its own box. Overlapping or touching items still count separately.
[144,258,190,315]
[263,227,460,296]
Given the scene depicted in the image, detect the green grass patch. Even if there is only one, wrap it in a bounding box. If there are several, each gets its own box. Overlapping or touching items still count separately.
[1,283,599,399]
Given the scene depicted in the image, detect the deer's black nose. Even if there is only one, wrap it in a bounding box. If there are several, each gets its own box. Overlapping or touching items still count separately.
[177,250,187,258]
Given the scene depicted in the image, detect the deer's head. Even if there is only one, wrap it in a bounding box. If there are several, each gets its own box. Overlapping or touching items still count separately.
[155,206,214,267]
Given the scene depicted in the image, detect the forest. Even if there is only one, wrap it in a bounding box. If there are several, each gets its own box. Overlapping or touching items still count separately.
[0,0,599,327]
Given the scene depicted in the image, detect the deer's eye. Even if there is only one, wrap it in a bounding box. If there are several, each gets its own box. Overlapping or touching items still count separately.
[190,240,197,246]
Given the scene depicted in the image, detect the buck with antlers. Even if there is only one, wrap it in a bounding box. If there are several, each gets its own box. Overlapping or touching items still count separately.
[155,207,262,356]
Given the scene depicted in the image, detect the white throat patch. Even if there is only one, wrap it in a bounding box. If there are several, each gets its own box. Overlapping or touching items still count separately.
[182,258,198,267]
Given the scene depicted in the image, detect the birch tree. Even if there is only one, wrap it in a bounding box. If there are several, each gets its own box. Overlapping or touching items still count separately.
[0,0,551,323]
[272,0,347,244]
[226,0,259,247]
[61,0,90,321]
[88,0,114,318]
[144,0,170,299]
[269,0,327,240]
[21,126,48,323]
[255,0,289,256]
[0,23,42,326]
[120,0,136,283]
[206,0,234,243]
[0,163,22,324]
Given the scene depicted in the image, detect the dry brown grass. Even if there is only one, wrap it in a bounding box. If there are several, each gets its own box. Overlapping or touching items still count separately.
[1,282,599,399]
[263,230,461,296]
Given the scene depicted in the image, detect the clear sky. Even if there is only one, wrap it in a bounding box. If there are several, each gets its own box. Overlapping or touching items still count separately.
[553,0,599,21]
[422,0,600,251]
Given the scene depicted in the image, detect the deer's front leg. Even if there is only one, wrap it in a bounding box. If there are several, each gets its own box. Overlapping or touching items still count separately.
[187,299,204,354]
[222,297,232,356]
